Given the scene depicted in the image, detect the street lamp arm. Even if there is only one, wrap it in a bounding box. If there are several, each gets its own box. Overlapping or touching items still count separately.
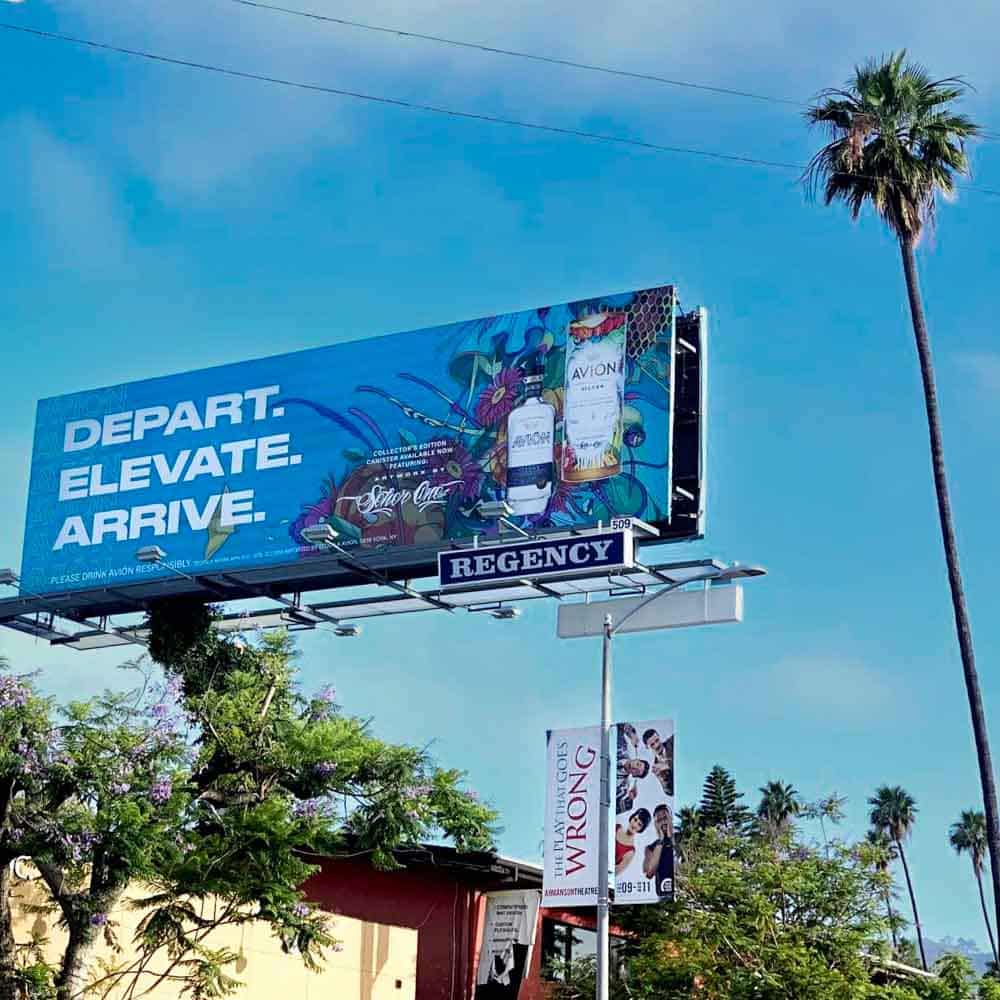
[609,571,720,636]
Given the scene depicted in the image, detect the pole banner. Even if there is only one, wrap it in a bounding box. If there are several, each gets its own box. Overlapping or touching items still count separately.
[542,726,601,908]
[614,718,675,904]
[474,889,541,999]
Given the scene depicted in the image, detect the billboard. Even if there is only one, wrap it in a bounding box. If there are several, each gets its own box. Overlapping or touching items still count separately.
[543,726,601,908]
[20,285,680,597]
[615,719,674,904]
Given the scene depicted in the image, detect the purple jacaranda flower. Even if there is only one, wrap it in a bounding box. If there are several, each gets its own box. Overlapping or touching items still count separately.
[293,903,310,918]
[316,685,337,704]
[90,913,108,927]
[151,704,169,719]
[111,782,131,796]
[0,676,30,709]
[314,762,338,779]
[149,779,172,805]
[466,790,480,801]
[293,799,322,820]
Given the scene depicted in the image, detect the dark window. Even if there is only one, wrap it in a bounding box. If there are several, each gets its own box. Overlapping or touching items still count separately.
[540,919,625,983]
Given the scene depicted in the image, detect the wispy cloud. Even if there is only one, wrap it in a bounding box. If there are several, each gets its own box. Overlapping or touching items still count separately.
[957,352,1000,396]
[7,116,133,276]
[731,655,903,727]
[23,0,999,199]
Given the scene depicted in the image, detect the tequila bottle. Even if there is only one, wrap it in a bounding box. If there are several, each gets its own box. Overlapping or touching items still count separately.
[505,364,555,515]
[563,312,627,482]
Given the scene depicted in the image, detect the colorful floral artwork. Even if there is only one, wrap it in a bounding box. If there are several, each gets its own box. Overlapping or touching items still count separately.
[288,285,677,556]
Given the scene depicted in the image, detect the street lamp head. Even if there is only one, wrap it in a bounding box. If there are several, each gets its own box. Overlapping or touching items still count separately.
[0,568,19,586]
[478,499,514,520]
[135,546,167,564]
[715,563,767,582]
[301,523,340,547]
[333,623,361,637]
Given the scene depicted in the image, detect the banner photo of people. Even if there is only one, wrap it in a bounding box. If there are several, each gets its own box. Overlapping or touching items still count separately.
[614,719,674,904]
[543,726,601,908]
[474,890,541,999]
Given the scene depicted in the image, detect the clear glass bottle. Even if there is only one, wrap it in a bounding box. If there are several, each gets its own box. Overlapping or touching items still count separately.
[563,312,627,482]
[505,363,556,515]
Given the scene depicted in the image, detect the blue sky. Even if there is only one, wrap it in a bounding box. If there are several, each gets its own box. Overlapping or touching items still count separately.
[2,0,1000,949]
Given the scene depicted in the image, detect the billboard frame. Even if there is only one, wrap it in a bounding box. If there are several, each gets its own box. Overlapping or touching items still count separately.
[0,299,706,634]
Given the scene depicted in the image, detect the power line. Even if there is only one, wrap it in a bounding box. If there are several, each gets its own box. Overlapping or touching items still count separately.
[231,0,1000,146]
[231,0,806,109]
[0,22,806,171]
[2,20,999,198]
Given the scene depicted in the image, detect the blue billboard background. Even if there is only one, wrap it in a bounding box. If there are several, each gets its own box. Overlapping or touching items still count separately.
[21,285,675,595]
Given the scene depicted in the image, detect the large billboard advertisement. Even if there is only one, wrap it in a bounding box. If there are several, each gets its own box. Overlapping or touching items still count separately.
[543,726,601,908]
[20,285,679,597]
[615,719,674,904]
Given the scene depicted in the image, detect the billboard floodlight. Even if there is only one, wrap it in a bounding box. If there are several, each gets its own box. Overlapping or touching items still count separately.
[301,524,340,547]
[491,607,521,621]
[136,546,167,564]
[0,569,19,586]
[478,500,514,520]
[333,624,361,637]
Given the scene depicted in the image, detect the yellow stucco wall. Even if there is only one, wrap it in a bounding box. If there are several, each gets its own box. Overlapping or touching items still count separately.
[9,865,417,1000]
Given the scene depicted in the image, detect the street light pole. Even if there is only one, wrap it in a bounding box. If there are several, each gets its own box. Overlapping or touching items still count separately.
[590,562,766,1000]
[596,612,613,1000]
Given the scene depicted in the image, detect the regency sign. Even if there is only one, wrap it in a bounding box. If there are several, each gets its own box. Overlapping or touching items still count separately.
[437,529,633,588]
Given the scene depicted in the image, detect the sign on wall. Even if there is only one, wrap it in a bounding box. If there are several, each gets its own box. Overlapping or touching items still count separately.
[20,285,678,596]
[474,890,541,999]
[614,718,675,904]
[542,726,602,908]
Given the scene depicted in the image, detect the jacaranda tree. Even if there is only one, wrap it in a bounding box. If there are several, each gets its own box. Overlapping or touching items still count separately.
[0,602,495,1000]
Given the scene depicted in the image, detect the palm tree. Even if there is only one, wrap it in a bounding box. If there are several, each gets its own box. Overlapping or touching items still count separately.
[675,806,702,862]
[865,828,901,952]
[804,793,847,856]
[757,781,801,840]
[869,786,927,969]
[803,52,1000,949]
[950,809,999,965]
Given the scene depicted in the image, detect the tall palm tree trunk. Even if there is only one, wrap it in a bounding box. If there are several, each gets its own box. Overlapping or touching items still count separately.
[885,889,899,952]
[976,867,999,965]
[899,235,1000,951]
[895,838,927,970]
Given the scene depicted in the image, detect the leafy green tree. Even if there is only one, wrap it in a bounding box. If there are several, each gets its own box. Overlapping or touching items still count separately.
[0,605,495,1000]
[804,51,1000,953]
[698,766,752,833]
[979,975,1000,1000]
[757,781,801,840]
[870,786,927,970]
[951,811,999,965]
[673,806,701,863]
[618,825,918,999]
[930,953,977,1000]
